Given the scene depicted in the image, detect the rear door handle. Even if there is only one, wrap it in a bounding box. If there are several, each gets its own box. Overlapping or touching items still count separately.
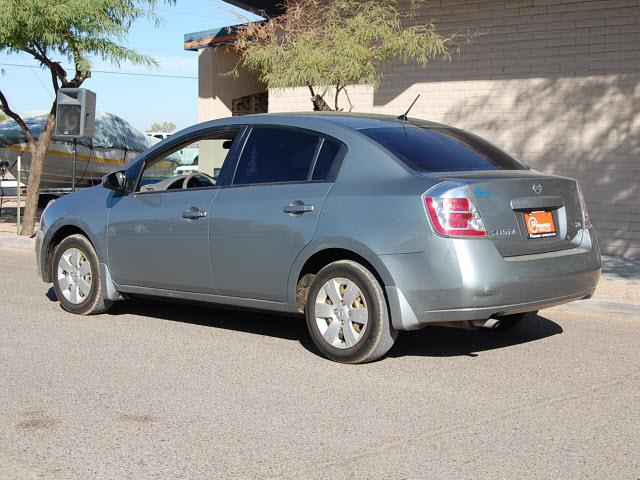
[182,207,207,220]
[284,203,315,214]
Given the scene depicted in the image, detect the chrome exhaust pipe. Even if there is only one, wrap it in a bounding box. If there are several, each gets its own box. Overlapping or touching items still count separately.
[471,318,501,329]
[431,318,502,330]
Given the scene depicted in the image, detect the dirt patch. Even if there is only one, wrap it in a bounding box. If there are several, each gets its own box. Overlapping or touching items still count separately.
[16,418,58,431]
[120,414,156,424]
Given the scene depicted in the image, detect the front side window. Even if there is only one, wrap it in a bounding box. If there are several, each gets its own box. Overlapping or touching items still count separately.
[359,125,527,172]
[233,127,320,185]
[137,128,240,192]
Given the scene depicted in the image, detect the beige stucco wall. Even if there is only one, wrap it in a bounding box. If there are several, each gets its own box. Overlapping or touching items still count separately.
[197,46,265,121]
[199,0,640,258]
[269,0,640,259]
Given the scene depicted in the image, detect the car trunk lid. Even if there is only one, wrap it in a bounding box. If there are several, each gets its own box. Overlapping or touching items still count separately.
[434,170,585,257]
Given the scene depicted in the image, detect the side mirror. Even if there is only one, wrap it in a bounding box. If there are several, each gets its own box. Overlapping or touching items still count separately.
[102,171,127,193]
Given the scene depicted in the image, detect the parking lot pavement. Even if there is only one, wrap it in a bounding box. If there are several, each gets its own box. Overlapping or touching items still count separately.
[1,248,638,479]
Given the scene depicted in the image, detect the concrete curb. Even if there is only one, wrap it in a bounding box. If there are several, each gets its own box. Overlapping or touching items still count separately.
[0,234,35,251]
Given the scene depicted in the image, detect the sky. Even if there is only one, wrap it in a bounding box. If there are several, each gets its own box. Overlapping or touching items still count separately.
[0,0,261,133]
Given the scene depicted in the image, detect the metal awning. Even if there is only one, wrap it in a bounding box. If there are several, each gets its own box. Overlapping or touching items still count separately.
[184,0,281,51]
[184,25,244,51]
[224,0,283,16]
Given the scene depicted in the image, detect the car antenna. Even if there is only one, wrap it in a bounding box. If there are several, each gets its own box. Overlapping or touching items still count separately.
[397,94,420,121]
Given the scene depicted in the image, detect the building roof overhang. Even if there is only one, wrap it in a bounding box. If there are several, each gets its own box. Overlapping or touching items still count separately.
[184,0,280,51]
[224,0,284,16]
[184,25,242,51]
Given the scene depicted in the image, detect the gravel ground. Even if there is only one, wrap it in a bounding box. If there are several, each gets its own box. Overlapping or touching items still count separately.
[0,248,638,479]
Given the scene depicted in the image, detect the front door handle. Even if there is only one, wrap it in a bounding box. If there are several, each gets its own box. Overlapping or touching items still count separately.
[182,207,207,220]
[284,203,315,214]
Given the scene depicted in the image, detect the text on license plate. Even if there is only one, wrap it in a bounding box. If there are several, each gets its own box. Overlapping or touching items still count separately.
[524,210,557,239]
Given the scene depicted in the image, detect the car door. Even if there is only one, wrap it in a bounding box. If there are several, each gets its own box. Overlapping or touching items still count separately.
[107,126,244,293]
[211,125,346,302]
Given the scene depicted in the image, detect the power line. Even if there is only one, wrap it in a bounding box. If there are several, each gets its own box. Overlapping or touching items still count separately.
[155,6,246,21]
[93,69,197,79]
[20,53,54,98]
[0,62,197,80]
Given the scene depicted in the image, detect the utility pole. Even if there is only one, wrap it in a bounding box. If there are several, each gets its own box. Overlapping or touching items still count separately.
[16,154,21,234]
[72,139,77,192]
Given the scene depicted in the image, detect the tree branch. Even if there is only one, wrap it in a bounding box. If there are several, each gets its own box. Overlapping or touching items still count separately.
[343,88,353,112]
[334,84,344,111]
[0,89,35,146]
[306,83,332,111]
[307,83,316,97]
[24,44,67,85]
[66,47,90,88]
[50,68,60,93]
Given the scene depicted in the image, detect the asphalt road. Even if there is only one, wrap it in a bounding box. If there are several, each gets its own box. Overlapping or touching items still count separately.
[1,248,639,479]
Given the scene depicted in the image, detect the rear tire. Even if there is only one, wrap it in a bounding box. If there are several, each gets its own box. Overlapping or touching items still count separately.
[494,310,538,331]
[305,260,397,364]
[52,234,113,315]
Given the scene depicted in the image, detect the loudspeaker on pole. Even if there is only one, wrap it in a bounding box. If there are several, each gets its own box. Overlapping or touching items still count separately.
[54,88,96,139]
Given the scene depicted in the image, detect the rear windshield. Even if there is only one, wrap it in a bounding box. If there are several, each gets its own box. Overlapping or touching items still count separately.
[359,125,527,172]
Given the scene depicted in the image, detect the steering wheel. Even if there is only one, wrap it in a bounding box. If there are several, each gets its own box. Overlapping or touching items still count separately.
[182,172,215,189]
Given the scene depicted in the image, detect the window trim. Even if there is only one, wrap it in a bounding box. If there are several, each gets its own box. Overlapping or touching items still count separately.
[228,125,347,188]
[310,138,347,182]
[307,138,325,182]
[131,125,246,195]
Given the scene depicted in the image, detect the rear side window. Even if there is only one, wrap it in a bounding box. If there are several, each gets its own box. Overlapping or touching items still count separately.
[311,138,345,181]
[233,127,320,185]
[360,125,527,172]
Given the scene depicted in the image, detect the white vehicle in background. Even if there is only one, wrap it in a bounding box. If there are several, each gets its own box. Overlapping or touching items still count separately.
[0,178,26,197]
[145,132,199,175]
[172,145,199,175]
[146,131,173,142]
[175,162,199,175]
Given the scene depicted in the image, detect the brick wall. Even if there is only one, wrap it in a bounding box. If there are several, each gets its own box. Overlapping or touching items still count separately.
[266,0,640,258]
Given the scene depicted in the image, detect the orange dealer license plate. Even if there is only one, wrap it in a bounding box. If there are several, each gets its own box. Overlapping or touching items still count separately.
[524,210,557,239]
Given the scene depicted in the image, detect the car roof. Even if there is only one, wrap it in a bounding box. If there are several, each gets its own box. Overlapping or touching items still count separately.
[228,112,450,131]
[148,112,454,162]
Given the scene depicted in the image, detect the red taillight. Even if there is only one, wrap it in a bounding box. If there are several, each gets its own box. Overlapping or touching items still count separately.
[576,182,592,229]
[442,198,469,212]
[425,196,487,237]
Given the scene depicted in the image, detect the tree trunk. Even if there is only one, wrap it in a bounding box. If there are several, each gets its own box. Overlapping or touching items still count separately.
[20,107,56,236]
[311,94,332,111]
[306,83,333,111]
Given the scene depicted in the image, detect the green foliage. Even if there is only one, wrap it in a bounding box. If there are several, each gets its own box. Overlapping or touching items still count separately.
[233,0,459,110]
[147,121,176,132]
[0,0,174,236]
[0,0,172,86]
[0,110,6,122]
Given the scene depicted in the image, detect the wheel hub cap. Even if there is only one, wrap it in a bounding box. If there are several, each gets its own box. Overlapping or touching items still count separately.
[314,277,368,349]
[57,247,92,305]
[337,305,349,321]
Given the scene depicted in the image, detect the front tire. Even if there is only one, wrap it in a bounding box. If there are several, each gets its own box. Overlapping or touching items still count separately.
[52,234,113,315]
[305,260,397,364]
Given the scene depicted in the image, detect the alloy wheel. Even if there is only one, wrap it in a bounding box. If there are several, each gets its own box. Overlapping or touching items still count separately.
[314,277,368,349]
[57,247,92,305]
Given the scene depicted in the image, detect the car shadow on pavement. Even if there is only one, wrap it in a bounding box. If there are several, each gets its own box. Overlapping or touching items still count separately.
[388,315,563,358]
[46,288,563,359]
[45,287,58,302]
[106,296,318,350]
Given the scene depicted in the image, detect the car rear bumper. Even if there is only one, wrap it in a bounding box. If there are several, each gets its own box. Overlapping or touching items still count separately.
[382,228,601,330]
